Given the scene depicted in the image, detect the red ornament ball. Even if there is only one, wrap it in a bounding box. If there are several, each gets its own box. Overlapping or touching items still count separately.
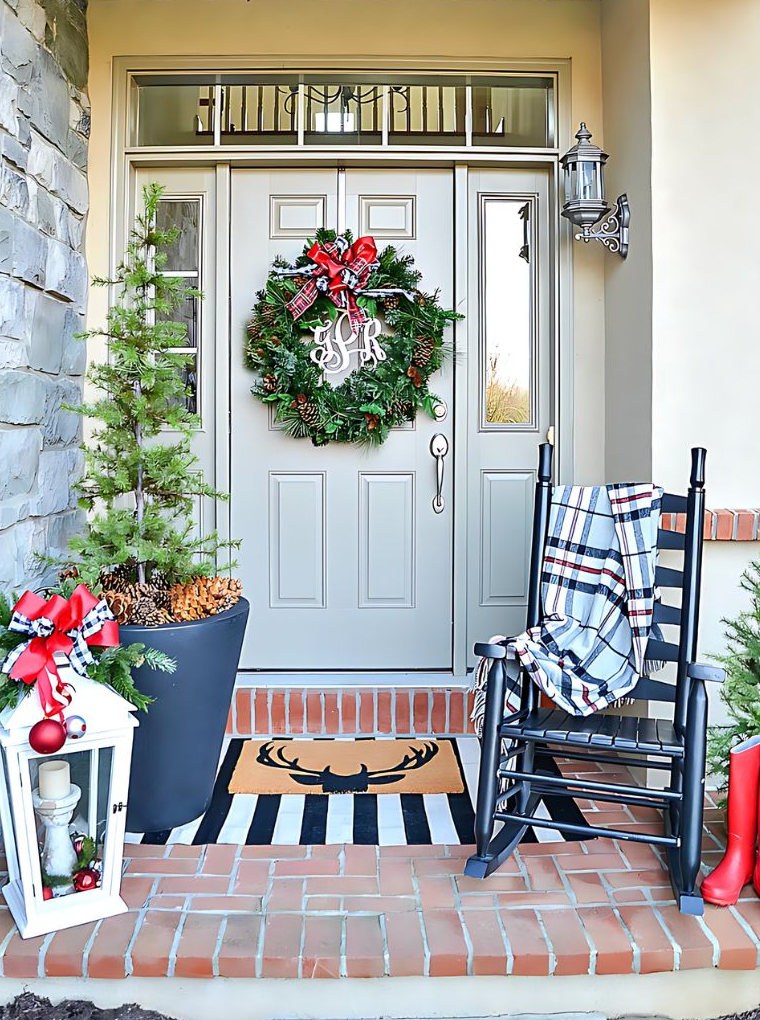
[29,718,66,755]
[42,886,53,901]
[73,868,98,892]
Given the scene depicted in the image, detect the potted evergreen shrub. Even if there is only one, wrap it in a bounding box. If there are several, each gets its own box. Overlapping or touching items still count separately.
[68,184,248,833]
[708,560,760,796]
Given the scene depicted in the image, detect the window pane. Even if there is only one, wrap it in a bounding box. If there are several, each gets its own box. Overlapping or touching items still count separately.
[482,199,533,427]
[29,747,113,902]
[304,82,383,146]
[182,357,198,415]
[134,83,214,147]
[471,77,554,147]
[220,83,298,146]
[388,84,466,145]
[156,200,200,271]
[157,289,199,348]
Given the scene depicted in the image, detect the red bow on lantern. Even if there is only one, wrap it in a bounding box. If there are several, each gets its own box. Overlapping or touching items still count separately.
[1,584,119,719]
[287,235,379,332]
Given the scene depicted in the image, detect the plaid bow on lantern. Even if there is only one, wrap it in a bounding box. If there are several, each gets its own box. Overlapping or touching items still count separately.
[286,235,379,332]
[1,584,119,718]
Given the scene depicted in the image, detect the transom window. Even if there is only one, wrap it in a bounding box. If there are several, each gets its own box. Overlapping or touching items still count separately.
[129,73,556,150]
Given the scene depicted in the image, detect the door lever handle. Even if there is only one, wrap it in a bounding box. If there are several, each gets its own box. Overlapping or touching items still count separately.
[430,433,449,514]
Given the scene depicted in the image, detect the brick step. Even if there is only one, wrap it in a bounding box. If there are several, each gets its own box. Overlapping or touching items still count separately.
[227,686,476,738]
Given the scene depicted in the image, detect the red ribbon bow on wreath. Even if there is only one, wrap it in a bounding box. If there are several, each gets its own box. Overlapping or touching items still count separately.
[1,585,119,719]
[287,235,378,332]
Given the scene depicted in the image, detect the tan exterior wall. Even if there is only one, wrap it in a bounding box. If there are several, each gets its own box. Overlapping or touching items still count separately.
[86,0,607,481]
[648,0,760,711]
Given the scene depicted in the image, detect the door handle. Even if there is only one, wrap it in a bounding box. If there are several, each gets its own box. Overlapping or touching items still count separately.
[430,433,449,514]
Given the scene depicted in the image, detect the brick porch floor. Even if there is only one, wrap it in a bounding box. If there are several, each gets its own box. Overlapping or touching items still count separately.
[0,784,758,981]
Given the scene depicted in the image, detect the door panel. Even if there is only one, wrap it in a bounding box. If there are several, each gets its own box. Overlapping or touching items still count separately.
[230,169,455,670]
[466,170,552,658]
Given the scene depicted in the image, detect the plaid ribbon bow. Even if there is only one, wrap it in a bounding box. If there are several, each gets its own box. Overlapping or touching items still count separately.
[1,584,119,718]
[286,235,379,332]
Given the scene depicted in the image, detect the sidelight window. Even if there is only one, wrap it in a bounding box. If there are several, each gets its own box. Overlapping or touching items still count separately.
[480,197,535,429]
[155,197,202,417]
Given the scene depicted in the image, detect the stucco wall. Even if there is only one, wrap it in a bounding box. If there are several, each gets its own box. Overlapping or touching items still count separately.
[0,0,89,592]
[86,0,607,483]
[647,0,760,711]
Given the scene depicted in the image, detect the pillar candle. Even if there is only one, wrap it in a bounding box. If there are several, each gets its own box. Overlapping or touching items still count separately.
[38,760,70,799]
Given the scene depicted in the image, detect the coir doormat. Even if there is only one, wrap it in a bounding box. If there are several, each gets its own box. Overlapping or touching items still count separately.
[229,737,465,796]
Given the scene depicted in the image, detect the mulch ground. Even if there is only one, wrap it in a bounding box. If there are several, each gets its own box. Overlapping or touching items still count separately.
[0,995,175,1020]
[2,995,759,1020]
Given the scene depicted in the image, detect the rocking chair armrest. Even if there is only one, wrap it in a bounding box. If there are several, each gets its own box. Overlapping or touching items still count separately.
[473,641,517,660]
[687,662,726,684]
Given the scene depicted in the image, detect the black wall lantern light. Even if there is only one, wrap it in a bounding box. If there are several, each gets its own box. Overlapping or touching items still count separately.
[560,122,630,258]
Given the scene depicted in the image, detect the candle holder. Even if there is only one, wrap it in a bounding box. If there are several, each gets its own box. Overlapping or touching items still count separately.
[32,784,81,896]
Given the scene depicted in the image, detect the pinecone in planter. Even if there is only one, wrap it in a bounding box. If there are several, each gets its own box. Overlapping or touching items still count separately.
[102,590,134,625]
[412,335,436,368]
[57,565,80,584]
[130,595,171,627]
[170,576,242,622]
[98,563,135,593]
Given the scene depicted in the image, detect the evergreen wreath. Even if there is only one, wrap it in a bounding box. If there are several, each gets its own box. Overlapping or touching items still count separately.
[244,228,461,446]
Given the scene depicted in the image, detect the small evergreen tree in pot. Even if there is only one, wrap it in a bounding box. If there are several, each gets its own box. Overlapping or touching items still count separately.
[69,184,249,832]
[708,561,760,795]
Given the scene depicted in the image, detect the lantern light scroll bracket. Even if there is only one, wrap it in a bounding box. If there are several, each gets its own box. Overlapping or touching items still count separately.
[573,193,630,259]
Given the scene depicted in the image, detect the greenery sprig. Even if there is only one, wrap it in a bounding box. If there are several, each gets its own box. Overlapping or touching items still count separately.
[0,588,173,714]
[245,228,461,446]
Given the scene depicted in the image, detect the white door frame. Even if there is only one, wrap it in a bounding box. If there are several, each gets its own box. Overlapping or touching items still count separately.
[109,60,576,682]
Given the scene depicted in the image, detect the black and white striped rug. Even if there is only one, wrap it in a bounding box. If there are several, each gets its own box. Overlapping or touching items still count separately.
[127,738,588,847]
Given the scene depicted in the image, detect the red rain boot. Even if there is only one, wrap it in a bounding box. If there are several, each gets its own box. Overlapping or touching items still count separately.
[702,735,760,906]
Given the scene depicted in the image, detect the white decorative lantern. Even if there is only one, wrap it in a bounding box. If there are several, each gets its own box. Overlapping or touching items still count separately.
[0,660,137,938]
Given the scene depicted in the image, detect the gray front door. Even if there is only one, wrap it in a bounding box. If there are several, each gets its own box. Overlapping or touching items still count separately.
[230,169,455,671]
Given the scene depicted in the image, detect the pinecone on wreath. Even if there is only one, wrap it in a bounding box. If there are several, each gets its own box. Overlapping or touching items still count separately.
[383,294,400,311]
[262,373,278,393]
[260,304,277,325]
[412,335,436,369]
[364,412,381,431]
[407,365,423,388]
[389,398,414,422]
[247,320,260,341]
[293,394,321,428]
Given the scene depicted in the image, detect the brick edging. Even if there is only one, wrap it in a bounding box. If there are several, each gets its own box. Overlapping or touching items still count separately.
[661,509,760,541]
[227,687,476,738]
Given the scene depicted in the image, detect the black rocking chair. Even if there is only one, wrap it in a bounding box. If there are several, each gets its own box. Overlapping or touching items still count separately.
[465,444,724,916]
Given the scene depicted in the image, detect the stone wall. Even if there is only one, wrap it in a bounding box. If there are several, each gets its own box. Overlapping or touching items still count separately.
[0,0,89,592]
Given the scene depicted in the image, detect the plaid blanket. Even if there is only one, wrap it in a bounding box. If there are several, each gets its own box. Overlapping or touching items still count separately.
[472,484,663,722]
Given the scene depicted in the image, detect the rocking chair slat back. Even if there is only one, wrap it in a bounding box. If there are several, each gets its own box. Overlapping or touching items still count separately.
[465,445,717,918]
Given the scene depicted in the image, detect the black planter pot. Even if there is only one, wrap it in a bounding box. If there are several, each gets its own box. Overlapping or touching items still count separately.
[120,598,249,833]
